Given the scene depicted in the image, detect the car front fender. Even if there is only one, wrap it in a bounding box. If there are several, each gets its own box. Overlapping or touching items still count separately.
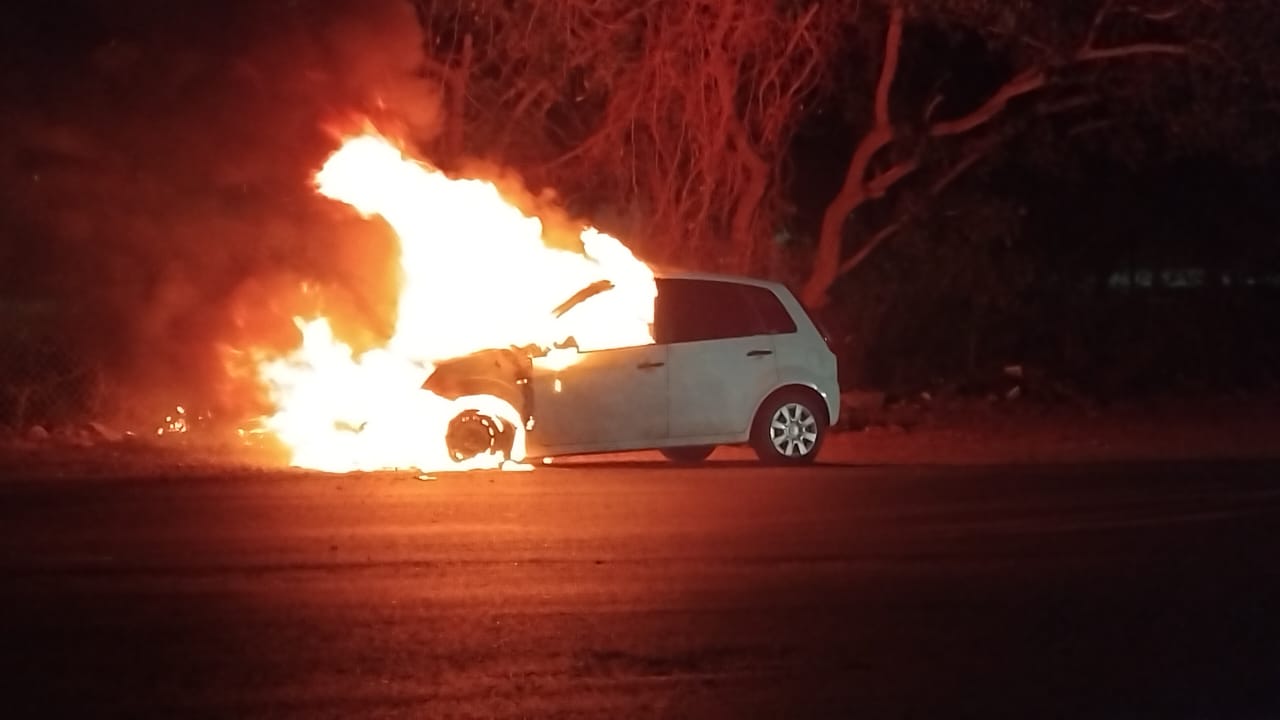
[422,348,533,424]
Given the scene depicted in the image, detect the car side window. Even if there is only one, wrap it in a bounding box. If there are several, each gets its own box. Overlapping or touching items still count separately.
[743,285,796,335]
[655,279,788,343]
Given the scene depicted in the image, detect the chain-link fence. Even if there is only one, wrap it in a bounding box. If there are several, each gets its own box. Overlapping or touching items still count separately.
[0,302,283,475]
[0,308,110,431]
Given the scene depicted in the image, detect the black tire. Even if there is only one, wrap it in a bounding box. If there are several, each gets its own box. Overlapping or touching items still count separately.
[750,389,826,465]
[445,410,497,462]
[660,445,716,464]
[445,410,517,463]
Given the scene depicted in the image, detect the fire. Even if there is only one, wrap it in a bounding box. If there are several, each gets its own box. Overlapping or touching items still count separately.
[251,133,655,472]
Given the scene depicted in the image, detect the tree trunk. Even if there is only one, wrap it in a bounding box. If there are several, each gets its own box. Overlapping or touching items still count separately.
[800,5,903,307]
[731,151,770,274]
[804,191,863,308]
[443,33,473,161]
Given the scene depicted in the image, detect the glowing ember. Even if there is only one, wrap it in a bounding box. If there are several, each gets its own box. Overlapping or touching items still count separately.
[252,133,655,472]
[156,405,188,436]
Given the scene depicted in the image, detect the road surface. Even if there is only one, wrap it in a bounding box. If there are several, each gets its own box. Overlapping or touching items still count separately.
[1,458,1278,718]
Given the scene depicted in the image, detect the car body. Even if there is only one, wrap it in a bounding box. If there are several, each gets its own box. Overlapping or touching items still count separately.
[425,270,840,464]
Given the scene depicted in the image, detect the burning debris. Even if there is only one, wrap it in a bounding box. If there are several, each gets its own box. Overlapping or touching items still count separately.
[156,405,190,436]
[246,133,655,473]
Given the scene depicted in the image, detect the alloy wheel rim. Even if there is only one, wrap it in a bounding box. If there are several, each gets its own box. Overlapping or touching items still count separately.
[768,402,818,457]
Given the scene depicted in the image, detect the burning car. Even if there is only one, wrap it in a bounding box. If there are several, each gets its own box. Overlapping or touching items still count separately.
[250,134,836,472]
[425,271,840,465]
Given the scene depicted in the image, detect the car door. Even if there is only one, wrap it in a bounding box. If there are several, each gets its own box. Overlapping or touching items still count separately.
[657,279,783,439]
[527,343,669,453]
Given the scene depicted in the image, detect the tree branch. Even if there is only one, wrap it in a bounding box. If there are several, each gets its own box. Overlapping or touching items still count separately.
[1127,1,1199,23]
[928,39,1187,140]
[837,220,904,277]
[1075,43,1190,62]
[1034,94,1099,116]
[928,136,1001,195]
[866,156,920,197]
[875,4,905,128]
[843,3,907,199]
[836,134,1002,279]
[928,68,1048,138]
[806,0,1204,304]
[801,2,905,307]
[1084,0,1116,51]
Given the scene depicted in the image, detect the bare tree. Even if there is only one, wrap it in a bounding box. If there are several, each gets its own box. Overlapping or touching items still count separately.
[411,0,847,271]
[408,0,1275,298]
[799,0,1243,307]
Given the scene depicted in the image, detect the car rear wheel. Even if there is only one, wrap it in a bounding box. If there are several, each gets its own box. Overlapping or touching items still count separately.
[750,390,825,465]
[660,445,715,464]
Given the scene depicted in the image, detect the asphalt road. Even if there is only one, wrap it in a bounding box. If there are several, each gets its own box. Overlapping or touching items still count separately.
[1,458,1278,719]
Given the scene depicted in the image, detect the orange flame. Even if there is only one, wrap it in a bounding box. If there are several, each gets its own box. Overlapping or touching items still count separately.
[252,134,655,472]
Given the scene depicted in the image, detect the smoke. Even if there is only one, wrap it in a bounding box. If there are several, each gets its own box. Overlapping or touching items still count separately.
[0,0,442,425]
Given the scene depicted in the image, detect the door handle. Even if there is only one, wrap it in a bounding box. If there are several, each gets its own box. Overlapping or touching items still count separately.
[636,361,665,369]
[746,349,773,357]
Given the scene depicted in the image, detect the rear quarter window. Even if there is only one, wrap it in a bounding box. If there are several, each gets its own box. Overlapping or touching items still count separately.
[742,285,796,335]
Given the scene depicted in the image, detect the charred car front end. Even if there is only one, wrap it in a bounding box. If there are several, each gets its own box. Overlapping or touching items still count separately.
[422,347,534,463]
[421,280,615,464]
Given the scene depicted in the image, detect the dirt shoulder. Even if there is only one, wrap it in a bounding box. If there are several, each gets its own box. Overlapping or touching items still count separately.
[2,396,1278,474]
[822,395,1280,465]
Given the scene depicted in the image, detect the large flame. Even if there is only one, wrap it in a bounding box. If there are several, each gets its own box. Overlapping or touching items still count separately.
[253,134,655,472]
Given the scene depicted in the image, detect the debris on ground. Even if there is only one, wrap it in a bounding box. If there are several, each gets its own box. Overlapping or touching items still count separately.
[839,388,930,432]
[86,421,124,443]
[24,425,50,443]
[52,425,96,447]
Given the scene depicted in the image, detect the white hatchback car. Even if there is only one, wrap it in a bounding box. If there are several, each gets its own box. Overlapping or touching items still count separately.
[426,271,840,465]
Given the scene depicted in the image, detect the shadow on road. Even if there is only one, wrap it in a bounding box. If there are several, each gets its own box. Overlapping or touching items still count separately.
[540,459,869,471]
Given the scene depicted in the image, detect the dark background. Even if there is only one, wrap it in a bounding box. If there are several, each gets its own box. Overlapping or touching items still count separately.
[2,0,1278,433]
